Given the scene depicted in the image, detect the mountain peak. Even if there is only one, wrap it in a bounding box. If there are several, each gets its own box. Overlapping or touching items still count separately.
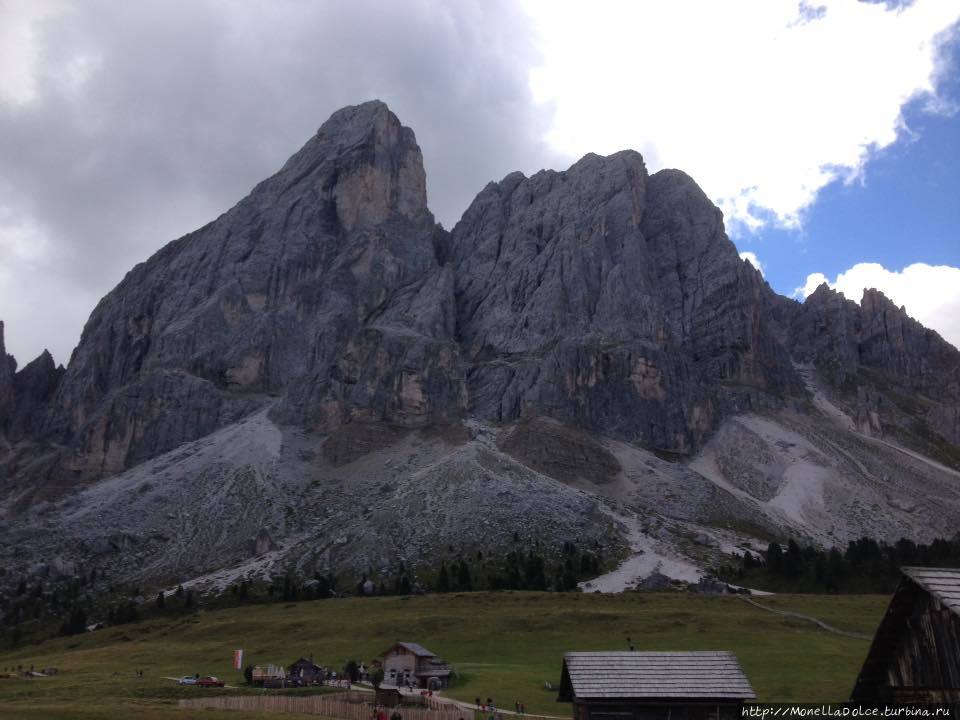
[265,100,430,231]
[806,281,841,302]
[319,98,392,129]
[860,287,901,312]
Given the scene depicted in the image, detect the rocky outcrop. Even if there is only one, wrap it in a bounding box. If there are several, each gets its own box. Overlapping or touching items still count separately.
[786,282,960,456]
[0,323,65,445]
[787,283,862,388]
[7,350,63,442]
[788,283,960,400]
[858,288,960,399]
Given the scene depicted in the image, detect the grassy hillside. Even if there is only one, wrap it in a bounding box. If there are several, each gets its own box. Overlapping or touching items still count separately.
[0,591,887,719]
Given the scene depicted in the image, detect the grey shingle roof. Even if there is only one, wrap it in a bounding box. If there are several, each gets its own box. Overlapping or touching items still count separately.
[902,567,960,617]
[563,651,755,700]
[396,642,435,657]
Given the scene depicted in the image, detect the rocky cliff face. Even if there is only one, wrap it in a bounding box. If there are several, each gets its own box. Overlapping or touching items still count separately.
[35,101,463,478]
[451,153,708,452]
[450,155,799,454]
[9,101,814,477]
[2,101,959,592]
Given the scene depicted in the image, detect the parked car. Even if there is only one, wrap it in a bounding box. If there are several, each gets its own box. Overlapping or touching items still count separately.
[196,676,225,688]
[177,676,197,685]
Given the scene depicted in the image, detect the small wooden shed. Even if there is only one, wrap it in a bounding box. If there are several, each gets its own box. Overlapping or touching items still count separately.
[851,566,960,704]
[558,651,755,720]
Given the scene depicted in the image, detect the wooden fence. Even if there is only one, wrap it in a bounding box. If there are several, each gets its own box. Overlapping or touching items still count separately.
[177,694,466,720]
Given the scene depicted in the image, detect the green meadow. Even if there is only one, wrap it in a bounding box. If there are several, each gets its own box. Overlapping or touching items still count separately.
[0,591,888,720]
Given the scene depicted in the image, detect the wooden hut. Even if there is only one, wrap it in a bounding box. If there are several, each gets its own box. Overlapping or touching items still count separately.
[289,657,325,685]
[851,566,960,703]
[558,651,755,720]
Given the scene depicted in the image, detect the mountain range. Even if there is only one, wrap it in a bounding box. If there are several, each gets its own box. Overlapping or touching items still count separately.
[2,100,959,594]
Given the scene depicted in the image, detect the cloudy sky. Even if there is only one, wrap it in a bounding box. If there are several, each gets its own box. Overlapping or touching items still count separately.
[1,0,959,366]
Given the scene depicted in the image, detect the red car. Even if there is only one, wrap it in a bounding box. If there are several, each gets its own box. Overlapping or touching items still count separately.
[196,676,225,687]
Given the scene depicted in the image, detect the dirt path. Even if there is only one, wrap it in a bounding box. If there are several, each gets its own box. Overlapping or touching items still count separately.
[436,696,567,720]
[739,597,870,640]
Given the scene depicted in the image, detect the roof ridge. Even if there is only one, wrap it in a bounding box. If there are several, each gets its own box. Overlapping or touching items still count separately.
[901,567,960,618]
[565,650,735,655]
[561,650,755,700]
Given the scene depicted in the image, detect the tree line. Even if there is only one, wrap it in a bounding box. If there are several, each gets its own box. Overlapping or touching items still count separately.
[716,535,960,593]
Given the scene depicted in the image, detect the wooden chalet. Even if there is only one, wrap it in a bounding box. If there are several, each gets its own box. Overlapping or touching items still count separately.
[558,651,755,720]
[380,642,452,689]
[289,657,325,685]
[851,566,960,704]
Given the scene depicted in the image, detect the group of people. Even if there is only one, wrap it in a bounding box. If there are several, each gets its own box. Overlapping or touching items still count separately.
[372,705,404,720]
[473,697,526,719]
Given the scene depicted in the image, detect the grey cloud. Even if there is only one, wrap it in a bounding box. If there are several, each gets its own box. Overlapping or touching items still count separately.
[0,0,567,365]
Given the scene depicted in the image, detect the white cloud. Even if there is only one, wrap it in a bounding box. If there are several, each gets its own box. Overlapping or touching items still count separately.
[795,262,960,349]
[739,251,765,277]
[794,271,830,299]
[523,0,960,232]
[0,0,67,105]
